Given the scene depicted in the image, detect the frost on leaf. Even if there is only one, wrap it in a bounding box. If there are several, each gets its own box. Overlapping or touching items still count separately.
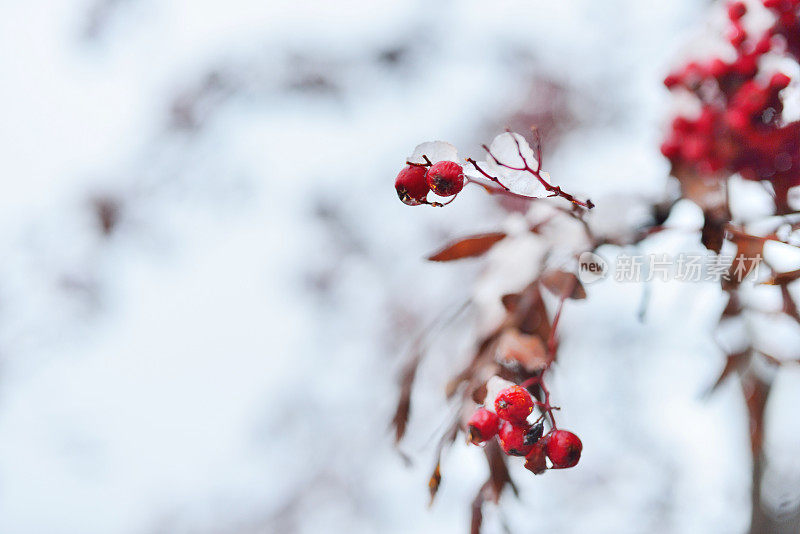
[466,132,548,197]
[408,141,459,165]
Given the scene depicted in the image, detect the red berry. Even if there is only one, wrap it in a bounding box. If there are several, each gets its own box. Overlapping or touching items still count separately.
[494,386,534,424]
[728,2,747,21]
[726,108,751,130]
[696,107,716,133]
[755,35,773,55]
[681,135,711,161]
[734,54,758,76]
[683,61,707,80]
[672,116,692,133]
[395,165,430,206]
[498,421,533,456]
[663,73,681,88]
[698,156,725,174]
[545,430,582,468]
[709,58,729,78]
[728,23,747,48]
[524,442,548,474]
[425,161,464,197]
[764,0,791,10]
[660,141,680,159]
[770,72,791,89]
[467,408,500,444]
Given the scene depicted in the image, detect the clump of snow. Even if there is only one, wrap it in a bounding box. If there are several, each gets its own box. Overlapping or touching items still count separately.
[483,376,517,413]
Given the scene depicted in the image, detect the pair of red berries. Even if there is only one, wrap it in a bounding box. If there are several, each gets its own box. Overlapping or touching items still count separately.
[467,385,582,473]
[394,161,465,206]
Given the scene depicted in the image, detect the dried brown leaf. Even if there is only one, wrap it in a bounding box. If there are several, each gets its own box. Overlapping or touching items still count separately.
[780,284,800,325]
[428,420,459,506]
[674,169,726,211]
[701,211,726,253]
[500,293,521,313]
[470,483,489,534]
[427,233,507,262]
[495,328,551,373]
[722,292,742,317]
[428,463,441,506]
[540,270,586,300]
[391,351,421,444]
[707,351,748,395]
[763,268,800,286]
[484,439,517,500]
[742,374,771,457]
[513,284,552,342]
[724,228,766,288]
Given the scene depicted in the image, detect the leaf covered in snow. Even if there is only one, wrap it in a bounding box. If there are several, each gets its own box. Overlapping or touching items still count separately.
[466,132,548,197]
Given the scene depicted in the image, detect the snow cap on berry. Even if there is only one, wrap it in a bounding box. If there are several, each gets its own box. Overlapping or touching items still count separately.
[494,385,534,424]
[483,376,516,414]
[407,141,459,165]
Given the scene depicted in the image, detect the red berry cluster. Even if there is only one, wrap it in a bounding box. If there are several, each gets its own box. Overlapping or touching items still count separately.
[467,385,582,474]
[661,0,800,212]
[394,160,465,206]
[394,132,595,209]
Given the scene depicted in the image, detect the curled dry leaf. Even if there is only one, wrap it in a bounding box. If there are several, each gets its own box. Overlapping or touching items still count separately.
[780,284,800,325]
[496,328,551,373]
[724,228,767,288]
[428,463,441,506]
[673,169,726,211]
[428,420,459,506]
[427,233,507,262]
[701,210,726,253]
[742,373,771,457]
[500,292,521,313]
[391,350,422,444]
[539,270,586,300]
[707,350,749,395]
[763,268,800,285]
[514,284,552,342]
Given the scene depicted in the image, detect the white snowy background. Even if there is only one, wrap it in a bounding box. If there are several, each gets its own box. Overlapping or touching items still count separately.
[1,0,799,533]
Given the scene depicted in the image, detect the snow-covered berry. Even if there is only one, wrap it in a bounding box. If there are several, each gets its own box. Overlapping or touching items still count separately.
[395,165,429,206]
[467,407,500,444]
[498,421,533,456]
[545,429,582,468]
[494,385,534,424]
[426,161,464,197]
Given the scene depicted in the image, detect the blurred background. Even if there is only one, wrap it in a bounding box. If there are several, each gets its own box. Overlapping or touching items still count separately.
[3,0,800,532]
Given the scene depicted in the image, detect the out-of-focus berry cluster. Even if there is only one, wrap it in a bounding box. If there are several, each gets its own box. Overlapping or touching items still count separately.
[661,0,800,212]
